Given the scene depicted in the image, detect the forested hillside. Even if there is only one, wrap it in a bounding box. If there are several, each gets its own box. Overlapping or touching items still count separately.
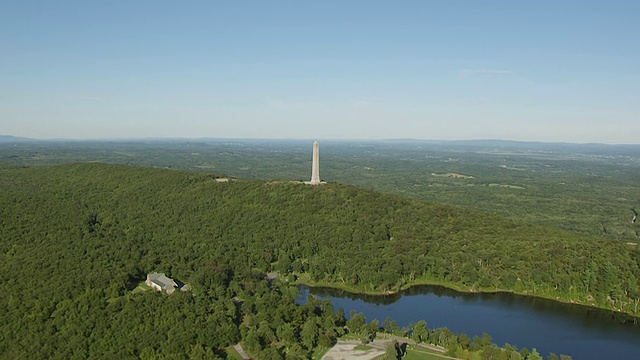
[3,140,639,242]
[1,163,639,358]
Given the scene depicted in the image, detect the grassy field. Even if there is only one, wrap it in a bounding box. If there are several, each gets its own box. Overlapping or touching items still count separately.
[223,345,244,360]
[131,281,152,294]
[402,345,455,360]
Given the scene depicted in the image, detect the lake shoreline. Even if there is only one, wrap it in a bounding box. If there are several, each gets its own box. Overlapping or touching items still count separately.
[294,278,640,323]
[296,281,640,359]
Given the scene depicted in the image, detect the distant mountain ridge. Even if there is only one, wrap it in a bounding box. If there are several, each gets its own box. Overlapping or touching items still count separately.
[0,135,35,143]
[2,134,639,147]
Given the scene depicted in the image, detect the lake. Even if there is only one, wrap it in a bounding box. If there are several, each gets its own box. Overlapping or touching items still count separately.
[299,285,640,359]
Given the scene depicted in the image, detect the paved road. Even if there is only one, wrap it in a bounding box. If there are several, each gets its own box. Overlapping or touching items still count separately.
[233,343,251,360]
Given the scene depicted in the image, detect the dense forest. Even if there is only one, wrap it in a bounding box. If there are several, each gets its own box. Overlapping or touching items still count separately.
[2,139,639,242]
[1,162,638,358]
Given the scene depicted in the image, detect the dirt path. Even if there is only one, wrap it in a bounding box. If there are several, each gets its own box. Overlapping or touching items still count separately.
[322,336,448,360]
[321,340,386,360]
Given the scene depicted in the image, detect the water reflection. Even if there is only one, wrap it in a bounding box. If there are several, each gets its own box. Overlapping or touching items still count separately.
[308,284,640,326]
[301,285,640,359]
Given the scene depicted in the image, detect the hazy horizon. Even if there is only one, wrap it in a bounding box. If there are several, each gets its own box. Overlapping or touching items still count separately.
[5,133,640,146]
[2,1,639,144]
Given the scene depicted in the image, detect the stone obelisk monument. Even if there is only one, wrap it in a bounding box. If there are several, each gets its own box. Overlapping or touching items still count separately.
[309,140,321,184]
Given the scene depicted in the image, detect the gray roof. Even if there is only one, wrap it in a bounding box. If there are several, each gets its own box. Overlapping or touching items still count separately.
[148,273,177,291]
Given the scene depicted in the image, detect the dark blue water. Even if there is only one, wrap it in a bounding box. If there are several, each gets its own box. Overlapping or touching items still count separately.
[299,285,640,359]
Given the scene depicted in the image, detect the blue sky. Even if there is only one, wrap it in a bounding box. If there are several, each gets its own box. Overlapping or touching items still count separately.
[1,1,639,143]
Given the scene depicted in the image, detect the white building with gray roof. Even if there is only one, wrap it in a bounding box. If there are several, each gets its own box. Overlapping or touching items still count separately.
[146,273,179,294]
